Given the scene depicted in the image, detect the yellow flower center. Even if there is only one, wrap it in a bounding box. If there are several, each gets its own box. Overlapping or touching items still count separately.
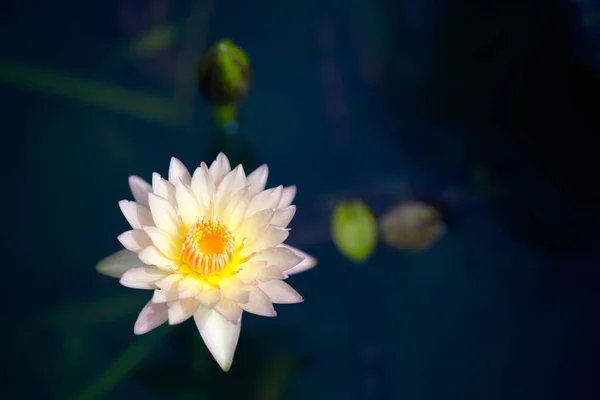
[181,217,235,277]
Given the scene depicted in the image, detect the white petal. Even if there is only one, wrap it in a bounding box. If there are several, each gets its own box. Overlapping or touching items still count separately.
[257,265,287,281]
[279,185,297,208]
[152,173,177,206]
[245,164,269,196]
[96,249,144,278]
[128,176,152,207]
[117,229,153,253]
[190,162,215,214]
[243,226,289,256]
[219,277,250,304]
[245,186,283,218]
[219,186,248,223]
[253,246,304,272]
[152,274,183,302]
[223,188,251,231]
[168,297,200,325]
[214,298,244,324]
[234,260,267,283]
[241,286,277,317]
[236,209,274,246]
[138,246,178,272]
[148,193,181,237]
[120,266,170,289]
[271,205,296,228]
[178,276,204,298]
[215,165,246,216]
[168,157,191,185]
[197,284,221,308]
[143,226,181,260]
[175,180,202,228]
[119,200,154,229]
[134,301,169,335]
[209,153,232,186]
[278,244,318,275]
[194,306,241,372]
[258,280,303,304]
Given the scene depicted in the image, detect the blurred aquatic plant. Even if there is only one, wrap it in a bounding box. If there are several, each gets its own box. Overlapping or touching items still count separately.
[7,294,150,399]
[379,201,446,253]
[0,60,179,126]
[196,38,252,134]
[75,325,174,400]
[127,25,178,59]
[331,200,378,262]
[130,327,309,400]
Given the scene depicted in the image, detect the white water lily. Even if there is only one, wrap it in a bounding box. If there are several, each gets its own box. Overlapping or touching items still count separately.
[96,153,317,371]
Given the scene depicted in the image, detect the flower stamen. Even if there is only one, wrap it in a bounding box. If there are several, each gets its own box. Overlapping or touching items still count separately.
[181,217,235,276]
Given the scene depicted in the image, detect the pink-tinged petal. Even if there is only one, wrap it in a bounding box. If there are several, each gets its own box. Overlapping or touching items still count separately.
[175,179,202,228]
[246,164,268,195]
[168,297,200,325]
[234,260,267,283]
[134,301,169,335]
[257,265,287,281]
[254,246,304,272]
[258,280,303,304]
[197,285,221,308]
[214,298,244,324]
[236,209,274,246]
[138,246,177,272]
[168,157,191,185]
[278,185,297,208]
[243,226,289,256]
[96,249,144,278]
[193,307,241,372]
[148,193,180,237]
[240,286,277,317]
[245,186,283,218]
[219,277,250,304]
[215,165,246,215]
[151,173,177,206]
[117,229,152,253]
[143,226,181,260]
[120,266,170,289]
[152,274,183,302]
[190,163,215,213]
[119,200,154,229]
[272,205,296,228]
[178,276,204,298]
[278,244,318,275]
[128,175,152,207]
[209,153,232,186]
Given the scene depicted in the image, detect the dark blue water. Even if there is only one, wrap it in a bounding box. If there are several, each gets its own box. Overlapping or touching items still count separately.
[2,0,600,399]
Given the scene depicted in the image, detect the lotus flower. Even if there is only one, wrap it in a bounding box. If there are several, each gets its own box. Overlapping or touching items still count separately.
[97,153,317,371]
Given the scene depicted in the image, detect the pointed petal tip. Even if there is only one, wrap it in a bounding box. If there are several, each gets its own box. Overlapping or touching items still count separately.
[194,307,241,373]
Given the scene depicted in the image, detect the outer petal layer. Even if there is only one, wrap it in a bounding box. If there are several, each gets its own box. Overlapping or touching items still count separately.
[96,249,145,279]
[194,306,242,372]
[278,244,318,275]
[134,301,169,335]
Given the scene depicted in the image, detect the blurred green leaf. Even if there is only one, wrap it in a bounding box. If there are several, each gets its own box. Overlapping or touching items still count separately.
[331,200,378,263]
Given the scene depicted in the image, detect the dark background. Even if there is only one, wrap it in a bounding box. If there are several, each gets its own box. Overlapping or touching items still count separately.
[1,0,599,399]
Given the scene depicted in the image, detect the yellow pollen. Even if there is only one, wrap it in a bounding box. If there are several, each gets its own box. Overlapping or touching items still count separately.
[181,217,235,276]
